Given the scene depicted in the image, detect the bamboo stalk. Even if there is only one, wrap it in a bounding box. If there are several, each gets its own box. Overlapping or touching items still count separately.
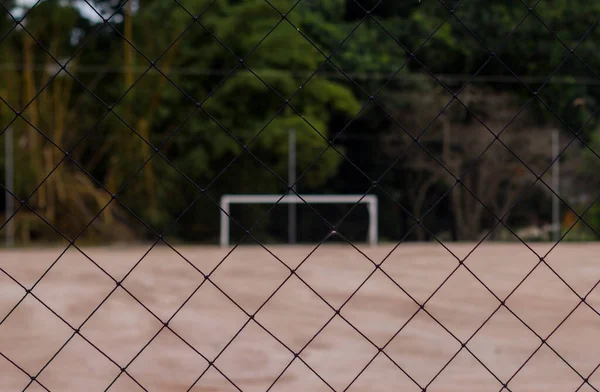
[23,33,46,208]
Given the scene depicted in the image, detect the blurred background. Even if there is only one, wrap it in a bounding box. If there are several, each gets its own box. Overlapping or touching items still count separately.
[2,0,600,247]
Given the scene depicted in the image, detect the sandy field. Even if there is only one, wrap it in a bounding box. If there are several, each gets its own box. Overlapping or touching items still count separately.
[2,242,600,391]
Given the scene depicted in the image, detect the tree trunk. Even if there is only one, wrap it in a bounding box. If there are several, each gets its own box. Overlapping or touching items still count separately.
[413,175,438,241]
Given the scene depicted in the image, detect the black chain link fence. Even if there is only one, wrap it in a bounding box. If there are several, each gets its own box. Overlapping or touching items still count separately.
[2,0,600,390]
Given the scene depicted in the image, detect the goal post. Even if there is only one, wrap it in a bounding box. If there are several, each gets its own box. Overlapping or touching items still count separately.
[219,194,379,247]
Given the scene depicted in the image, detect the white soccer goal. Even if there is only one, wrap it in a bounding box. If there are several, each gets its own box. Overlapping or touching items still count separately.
[219,194,379,247]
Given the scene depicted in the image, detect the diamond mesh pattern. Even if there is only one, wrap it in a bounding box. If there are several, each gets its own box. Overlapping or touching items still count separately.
[2,0,600,391]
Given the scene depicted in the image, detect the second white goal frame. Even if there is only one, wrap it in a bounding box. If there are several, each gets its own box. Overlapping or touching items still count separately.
[220,194,378,247]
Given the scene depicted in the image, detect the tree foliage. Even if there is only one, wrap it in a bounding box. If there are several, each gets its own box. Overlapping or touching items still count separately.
[2,0,600,243]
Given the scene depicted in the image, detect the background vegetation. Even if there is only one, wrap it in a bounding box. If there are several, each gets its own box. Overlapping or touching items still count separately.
[2,0,600,245]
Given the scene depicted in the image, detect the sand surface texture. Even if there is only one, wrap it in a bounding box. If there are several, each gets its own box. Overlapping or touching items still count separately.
[2,242,600,391]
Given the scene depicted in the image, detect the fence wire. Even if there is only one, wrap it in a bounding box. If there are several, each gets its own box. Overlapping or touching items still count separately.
[1,0,600,391]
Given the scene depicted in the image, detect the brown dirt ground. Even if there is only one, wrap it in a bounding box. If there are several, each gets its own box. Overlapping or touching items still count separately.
[2,242,600,391]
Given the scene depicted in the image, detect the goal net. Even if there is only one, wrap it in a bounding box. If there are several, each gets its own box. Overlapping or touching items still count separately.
[219,194,378,246]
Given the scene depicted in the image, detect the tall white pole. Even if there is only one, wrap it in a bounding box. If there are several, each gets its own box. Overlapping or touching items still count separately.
[367,198,378,246]
[552,129,560,243]
[288,128,297,244]
[220,196,230,247]
[5,127,15,247]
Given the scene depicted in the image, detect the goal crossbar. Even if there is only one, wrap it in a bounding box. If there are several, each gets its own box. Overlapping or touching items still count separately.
[220,194,378,247]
